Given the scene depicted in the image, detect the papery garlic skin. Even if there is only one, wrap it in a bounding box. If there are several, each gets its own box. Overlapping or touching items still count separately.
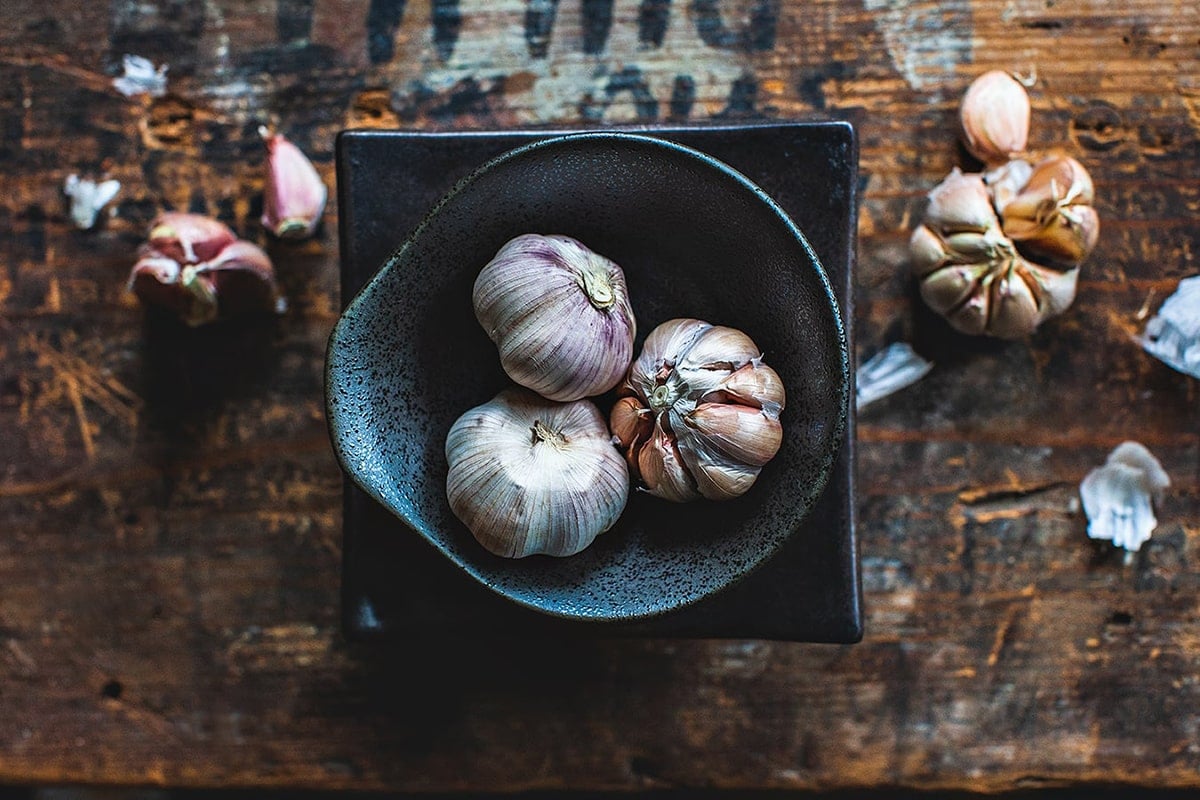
[445,387,629,558]
[63,175,120,230]
[1140,275,1200,380]
[474,234,636,402]
[129,212,285,326]
[960,70,1030,167]
[613,318,784,502]
[260,128,327,240]
[1080,442,1170,552]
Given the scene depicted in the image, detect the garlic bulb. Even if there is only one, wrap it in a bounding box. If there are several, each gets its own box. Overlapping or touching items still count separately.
[445,387,629,558]
[611,318,784,502]
[473,234,636,402]
[910,169,1078,339]
[960,70,1031,167]
[1000,155,1100,265]
[128,212,286,326]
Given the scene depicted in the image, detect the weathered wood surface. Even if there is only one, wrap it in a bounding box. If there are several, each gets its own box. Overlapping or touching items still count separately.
[1,0,1199,792]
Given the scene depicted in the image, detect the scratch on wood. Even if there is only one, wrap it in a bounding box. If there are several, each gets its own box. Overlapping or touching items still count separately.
[26,334,143,433]
[5,639,38,677]
[958,480,1071,505]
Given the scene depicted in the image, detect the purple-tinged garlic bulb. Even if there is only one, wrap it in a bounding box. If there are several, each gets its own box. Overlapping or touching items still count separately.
[960,70,1031,167]
[473,234,636,402]
[611,318,785,502]
[445,387,629,558]
[260,127,327,240]
[128,212,286,326]
[910,169,1078,339]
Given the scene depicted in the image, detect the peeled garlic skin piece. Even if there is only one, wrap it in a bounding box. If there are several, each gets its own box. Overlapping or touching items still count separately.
[445,387,629,558]
[473,234,636,402]
[1080,442,1170,552]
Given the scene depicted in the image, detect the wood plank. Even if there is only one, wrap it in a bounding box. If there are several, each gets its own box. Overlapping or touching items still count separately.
[1,0,1198,791]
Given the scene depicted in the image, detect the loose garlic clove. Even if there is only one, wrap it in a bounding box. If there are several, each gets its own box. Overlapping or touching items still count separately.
[615,318,786,503]
[260,127,327,240]
[474,234,636,402]
[960,70,1031,167]
[1001,155,1099,265]
[445,387,629,558]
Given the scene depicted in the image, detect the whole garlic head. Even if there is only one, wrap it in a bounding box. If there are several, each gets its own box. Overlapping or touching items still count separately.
[611,318,785,502]
[910,169,1079,339]
[474,234,636,402]
[445,387,629,558]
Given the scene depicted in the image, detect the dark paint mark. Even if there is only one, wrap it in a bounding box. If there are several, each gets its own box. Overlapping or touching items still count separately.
[188,191,207,216]
[668,74,695,119]
[690,0,779,51]
[277,0,316,45]
[25,16,63,44]
[394,79,504,126]
[432,0,462,62]
[108,0,206,75]
[1071,102,1124,151]
[638,0,671,47]
[797,62,848,110]
[714,74,761,119]
[0,66,22,163]
[1109,610,1133,625]
[100,679,123,700]
[525,0,560,59]
[215,197,238,232]
[605,66,659,120]
[20,205,47,266]
[367,0,408,64]
[582,0,614,54]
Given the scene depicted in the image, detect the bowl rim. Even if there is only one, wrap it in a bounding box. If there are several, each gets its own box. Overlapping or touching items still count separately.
[325,129,850,622]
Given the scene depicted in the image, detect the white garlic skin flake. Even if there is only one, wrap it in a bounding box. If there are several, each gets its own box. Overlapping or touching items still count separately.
[473,234,636,402]
[1080,442,1171,553]
[445,387,629,559]
[1140,275,1200,380]
[612,318,785,503]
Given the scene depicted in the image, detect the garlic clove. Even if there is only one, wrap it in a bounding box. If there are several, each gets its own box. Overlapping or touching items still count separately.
[925,168,1002,235]
[193,239,287,318]
[681,403,783,467]
[704,361,786,420]
[260,127,327,240]
[445,388,630,557]
[609,395,650,449]
[960,70,1031,167]
[474,234,637,402]
[637,419,702,503]
[984,158,1033,213]
[910,224,951,277]
[986,267,1041,339]
[148,212,238,265]
[629,317,711,397]
[1022,261,1079,318]
[672,421,763,502]
[919,262,991,315]
[943,286,991,336]
[1001,155,1099,265]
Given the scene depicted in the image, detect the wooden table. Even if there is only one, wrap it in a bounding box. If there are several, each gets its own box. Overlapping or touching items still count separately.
[2,0,1198,793]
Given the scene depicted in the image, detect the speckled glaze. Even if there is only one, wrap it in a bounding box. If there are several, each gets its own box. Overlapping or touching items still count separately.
[325,132,848,622]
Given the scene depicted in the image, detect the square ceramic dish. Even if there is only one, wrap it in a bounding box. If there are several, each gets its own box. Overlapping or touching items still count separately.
[334,123,861,642]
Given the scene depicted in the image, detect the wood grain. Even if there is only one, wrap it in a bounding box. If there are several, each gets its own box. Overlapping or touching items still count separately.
[1,0,1199,791]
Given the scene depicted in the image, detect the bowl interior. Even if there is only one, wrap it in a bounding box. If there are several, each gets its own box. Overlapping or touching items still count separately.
[326,132,848,621]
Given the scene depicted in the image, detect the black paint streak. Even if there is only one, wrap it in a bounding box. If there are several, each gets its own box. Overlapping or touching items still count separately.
[525,0,559,59]
[668,74,695,119]
[108,0,205,75]
[606,67,659,120]
[394,79,504,125]
[277,0,316,45]
[714,74,761,119]
[431,0,462,62]
[581,0,614,54]
[638,0,671,47]
[797,62,848,110]
[188,191,208,216]
[690,0,779,51]
[366,0,408,64]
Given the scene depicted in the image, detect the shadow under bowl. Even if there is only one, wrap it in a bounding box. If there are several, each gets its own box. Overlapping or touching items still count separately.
[325,131,848,622]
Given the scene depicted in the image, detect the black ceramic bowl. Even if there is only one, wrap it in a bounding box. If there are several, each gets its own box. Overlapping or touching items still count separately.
[326,132,848,622]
